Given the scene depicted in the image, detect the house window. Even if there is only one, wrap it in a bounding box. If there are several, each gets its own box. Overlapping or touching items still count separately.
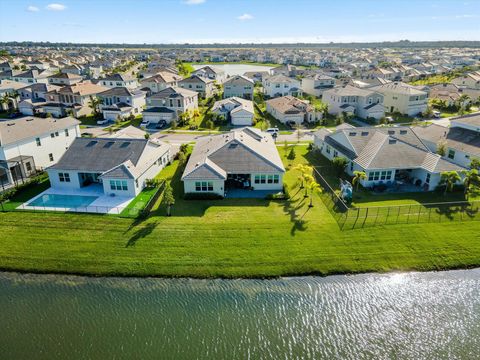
[122,180,128,191]
[55,131,59,137]
[59,172,70,182]
[195,181,213,191]
[273,175,280,184]
[50,133,55,138]
[333,150,338,157]
[65,129,69,137]
[254,175,260,184]
[267,175,273,184]
[326,145,331,154]
[448,149,455,160]
[48,153,54,162]
[36,137,41,146]
[260,175,266,184]
[25,162,32,172]
[177,99,181,107]
[425,173,431,184]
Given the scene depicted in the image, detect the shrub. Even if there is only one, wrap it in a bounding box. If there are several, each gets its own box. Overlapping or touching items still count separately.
[287,147,296,160]
[184,192,223,200]
[265,183,291,200]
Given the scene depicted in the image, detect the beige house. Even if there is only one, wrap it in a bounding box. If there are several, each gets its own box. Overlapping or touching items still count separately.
[371,82,428,116]
[451,71,480,90]
[266,96,318,125]
[211,97,254,126]
[179,75,216,98]
[223,75,254,100]
[145,86,198,119]
[140,72,183,94]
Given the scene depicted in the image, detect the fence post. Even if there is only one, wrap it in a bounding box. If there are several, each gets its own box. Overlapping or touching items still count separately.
[406,205,412,223]
[396,206,401,224]
[362,207,369,228]
[373,207,380,226]
[386,206,390,224]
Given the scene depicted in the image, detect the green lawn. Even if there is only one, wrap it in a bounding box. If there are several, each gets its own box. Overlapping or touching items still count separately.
[119,186,159,217]
[0,146,479,278]
[1,176,51,211]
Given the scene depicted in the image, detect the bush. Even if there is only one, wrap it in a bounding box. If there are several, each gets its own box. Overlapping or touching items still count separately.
[287,147,296,160]
[265,183,291,200]
[0,172,48,203]
[184,192,224,200]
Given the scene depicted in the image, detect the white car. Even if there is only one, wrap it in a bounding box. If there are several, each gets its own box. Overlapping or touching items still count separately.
[433,111,441,118]
[96,119,109,125]
[140,120,150,128]
[266,127,279,134]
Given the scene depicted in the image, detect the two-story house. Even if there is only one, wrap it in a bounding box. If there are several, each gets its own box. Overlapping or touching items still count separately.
[223,75,254,100]
[179,75,216,98]
[139,71,183,95]
[98,87,146,121]
[262,74,302,98]
[47,72,83,86]
[191,66,226,84]
[301,73,336,97]
[371,82,428,116]
[0,116,80,187]
[98,73,138,89]
[323,85,385,120]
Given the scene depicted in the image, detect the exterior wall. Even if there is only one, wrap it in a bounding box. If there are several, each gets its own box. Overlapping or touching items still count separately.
[103,109,131,121]
[263,79,301,98]
[47,169,82,190]
[251,173,284,190]
[323,91,385,119]
[142,111,175,124]
[231,109,254,126]
[301,78,335,97]
[266,102,304,124]
[1,124,80,169]
[102,178,136,197]
[147,95,198,114]
[421,137,474,169]
[381,92,427,116]
[183,179,225,196]
[223,80,254,99]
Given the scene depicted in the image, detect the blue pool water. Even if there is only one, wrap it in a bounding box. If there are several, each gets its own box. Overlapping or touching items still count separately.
[27,194,98,208]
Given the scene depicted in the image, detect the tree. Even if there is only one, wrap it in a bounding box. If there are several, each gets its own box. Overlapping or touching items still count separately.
[332,156,348,177]
[144,133,150,139]
[470,158,480,170]
[171,120,177,129]
[88,96,102,117]
[287,147,296,160]
[456,94,471,110]
[335,113,344,125]
[439,171,461,195]
[461,169,479,199]
[293,164,312,191]
[163,183,175,217]
[352,171,367,191]
[436,140,447,156]
[179,143,189,154]
[283,140,289,156]
[205,119,214,130]
[306,178,321,207]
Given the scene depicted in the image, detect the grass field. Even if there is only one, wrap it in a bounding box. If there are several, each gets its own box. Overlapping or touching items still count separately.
[0,146,479,278]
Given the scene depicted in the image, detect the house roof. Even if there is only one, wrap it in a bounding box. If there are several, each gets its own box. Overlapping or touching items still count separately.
[371,81,427,96]
[182,127,285,181]
[58,82,108,96]
[99,86,145,97]
[324,84,379,97]
[47,72,82,79]
[212,97,254,115]
[141,71,182,85]
[149,86,197,99]
[266,95,313,114]
[0,116,79,146]
[179,74,214,85]
[101,73,136,82]
[223,75,254,86]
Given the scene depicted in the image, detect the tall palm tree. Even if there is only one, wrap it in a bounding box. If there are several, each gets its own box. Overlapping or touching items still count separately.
[306,177,321,207]
[461,169,479,199]
[352,171,367,191]
[293,164,312,190]
[440,171,461,195]
[88,96,102,117]
[456,94,471,110]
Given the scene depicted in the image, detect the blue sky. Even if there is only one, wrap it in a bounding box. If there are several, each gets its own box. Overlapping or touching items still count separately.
[0,0,479,43]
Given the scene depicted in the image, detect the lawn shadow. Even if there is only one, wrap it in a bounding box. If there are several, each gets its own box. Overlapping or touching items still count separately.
[283,197,309,236]
[125,221,157,247]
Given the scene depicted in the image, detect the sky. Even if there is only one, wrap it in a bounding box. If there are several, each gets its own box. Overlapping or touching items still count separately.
[0,0,479,44]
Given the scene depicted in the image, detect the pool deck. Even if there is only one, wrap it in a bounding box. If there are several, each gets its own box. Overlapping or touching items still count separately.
[19,184,134,214]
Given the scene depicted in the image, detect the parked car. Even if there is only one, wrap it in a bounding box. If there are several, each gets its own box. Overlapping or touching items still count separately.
[385,116,394,123]
[140,120,150,128]
[433,111,441,118]
[96,119,109,125]
[266,127,279,134]
[155,120,167,129]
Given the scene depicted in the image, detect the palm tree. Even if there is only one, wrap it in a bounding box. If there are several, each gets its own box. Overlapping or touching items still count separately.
[456,94,471,110]
[88,96,102,117]
[293,164,312,190]
[307,180,321,207]
[0,94,9,111]
[163,183,175,217]
[461,169,479,199]
[352,171,367,191]
[439,171,461,195]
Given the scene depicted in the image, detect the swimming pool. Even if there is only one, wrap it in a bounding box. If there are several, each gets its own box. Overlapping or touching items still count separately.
[27,194,99,208]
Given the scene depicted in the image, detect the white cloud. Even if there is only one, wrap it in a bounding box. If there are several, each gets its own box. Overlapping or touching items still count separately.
[46,3,66,11]
[237,13,253,21]
[27,5,40,12]
[183,0,205,5]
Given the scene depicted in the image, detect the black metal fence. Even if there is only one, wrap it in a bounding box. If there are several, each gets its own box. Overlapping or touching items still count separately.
[312,167,480,230]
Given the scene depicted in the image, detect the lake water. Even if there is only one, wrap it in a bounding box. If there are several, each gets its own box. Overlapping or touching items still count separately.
[1,270,479,359]
[192,63,274,77]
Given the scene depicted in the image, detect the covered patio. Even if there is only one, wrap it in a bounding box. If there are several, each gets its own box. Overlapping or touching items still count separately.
[0,155,37,190]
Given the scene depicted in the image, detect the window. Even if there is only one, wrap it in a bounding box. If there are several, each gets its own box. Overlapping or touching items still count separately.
[59,172,70,182]
[48,153,54,162]
[195,181,213,191]
[448,149,455,160]
[254,175,260,184]
[260,175,266,184]
[326,145,331,154]
[55,131,59,137]
[267,175,273,184]
[25,162,32,172]
[36,137,41,146]
[50,133,55,138]
[273,175,280,184]
[425,173,431,184]
[122,180,128,191]
[333,150,338,157]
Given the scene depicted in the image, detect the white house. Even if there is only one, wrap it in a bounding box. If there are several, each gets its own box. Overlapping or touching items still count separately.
[140,72,183,94]
[99,73,138,89]
[211,97,254,126]
[47,72,83,86]
[47,137,171,198]
[262,74,302,98]
[98,87,146,121]
[179,75,216,98]
[181,127,285,197]
[145,86,198,121]
[191,66,226,84]
[323,85,385,120]
[265,96,318,125]
[301,73,336,97]
[313,126,465,191]
[223,75,254,100]
[0,116,80,187]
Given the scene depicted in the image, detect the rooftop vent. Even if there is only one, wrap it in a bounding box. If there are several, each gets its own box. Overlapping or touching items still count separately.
[348,132,357,136]
[388,130,395,135]
[228,143,238,149]
[6,122,15,126]
[361,131,369,136]
[389,139,397,144]
[400,130,407,135]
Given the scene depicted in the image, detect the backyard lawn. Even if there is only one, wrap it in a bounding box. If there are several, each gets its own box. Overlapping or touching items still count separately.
[0,145,479,278]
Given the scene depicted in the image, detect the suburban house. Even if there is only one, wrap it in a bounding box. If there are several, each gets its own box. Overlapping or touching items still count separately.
[47,137,171,197]
[429,83,465,107]
[412,113,480,169]
[301,73,336,97]
[262,74,302,98]
[313,126,465,191]
[47,72,83,86]
[223,75,254,100]
[191,66,226,84]
[143,86,198,124]
[266,95,318,125]
[179,75,216,98]
[0,80,27,112]
[11,69,53,84]
[371,82,428,116]
[0,116,80,188]
[140,72,183,94]
[98,87,146,121]
[322,85,385,120]
[181,127,285,197]
[211,97,255,126]
[451,71,480,90]
[98,73,138,89]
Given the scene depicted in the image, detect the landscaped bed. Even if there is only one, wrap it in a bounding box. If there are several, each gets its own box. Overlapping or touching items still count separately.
[0,145,479,278]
